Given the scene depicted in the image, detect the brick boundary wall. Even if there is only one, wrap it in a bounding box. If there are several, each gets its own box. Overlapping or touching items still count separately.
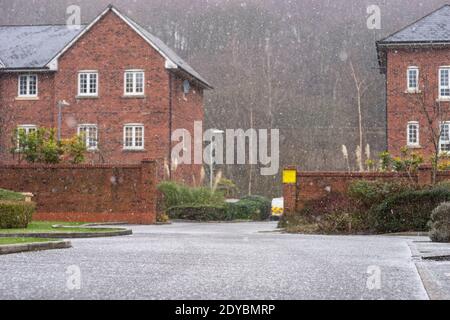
[0,159,161,224]
[283,165,445,214]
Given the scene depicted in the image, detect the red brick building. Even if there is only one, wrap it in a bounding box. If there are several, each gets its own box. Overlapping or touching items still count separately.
[0,4,211,184]
[377,5,450,159]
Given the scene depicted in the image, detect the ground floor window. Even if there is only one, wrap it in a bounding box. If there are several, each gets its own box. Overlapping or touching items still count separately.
[78,124,98,151]
[16,125,37,150]
[17,125,37,136]
[123,124,144,150]
[440,122,450,154]
[407,121,419,147]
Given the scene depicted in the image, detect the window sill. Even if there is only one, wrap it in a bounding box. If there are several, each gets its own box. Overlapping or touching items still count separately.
[123,148,146,153]
[406,145,422,149]
[405,90,421,94]
[437,97,450,102]
[121,95,146,99]
[76,95,99,99]
[15,96,39,101]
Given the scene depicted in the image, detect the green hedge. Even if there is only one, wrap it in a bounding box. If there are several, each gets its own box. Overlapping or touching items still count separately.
[0,189,25,202]
[168,205,228,221]
[371,187,450,233]
[168,196,272,222]
[0,201,36,229]
[227,196,271,221]
[348,180,416,209]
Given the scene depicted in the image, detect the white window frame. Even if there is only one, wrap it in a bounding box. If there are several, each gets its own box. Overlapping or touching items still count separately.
[77,124,98,151]
[440,121,450,154]
[407,121,420,147]
[407,67,419,93]
[17,125,37,136]
[123,124,145,150]
[16,125,37,151]
[18,74,38,97]
[78,71,99,97]
[439,67,450,100]
[124,70,145,96]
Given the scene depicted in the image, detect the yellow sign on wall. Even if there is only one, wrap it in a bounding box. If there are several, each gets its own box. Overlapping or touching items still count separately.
[282,169,297,184]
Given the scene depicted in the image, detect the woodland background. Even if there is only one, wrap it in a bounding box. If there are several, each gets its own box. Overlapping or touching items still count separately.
[0,0,445,196]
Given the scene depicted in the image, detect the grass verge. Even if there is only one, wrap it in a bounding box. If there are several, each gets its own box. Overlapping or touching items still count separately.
[0,221,124,234]
[0,237,57,245]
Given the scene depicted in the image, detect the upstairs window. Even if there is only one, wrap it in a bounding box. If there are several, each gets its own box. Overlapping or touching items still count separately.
[124,70,145,96]
[407,121,419,147]
[18,75,38,97]
[440,67,450,99]
[123,124,144,150]
[440,122,450,154]
[78,124,98,151]
[407,67,419,92]
[78,71,98,96]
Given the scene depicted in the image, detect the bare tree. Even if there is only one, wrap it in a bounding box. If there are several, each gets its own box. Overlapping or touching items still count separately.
[349,59,370,172]
[408,75,450,184]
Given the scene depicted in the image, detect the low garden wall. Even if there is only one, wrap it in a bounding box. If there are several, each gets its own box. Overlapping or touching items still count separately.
[283,165,445,214]
[0,160,160,224]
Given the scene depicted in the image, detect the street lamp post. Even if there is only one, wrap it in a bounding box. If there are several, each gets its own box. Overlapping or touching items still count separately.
[57,100,70,142]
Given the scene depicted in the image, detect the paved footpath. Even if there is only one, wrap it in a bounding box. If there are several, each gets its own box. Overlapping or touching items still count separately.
[409,240,450,300]
[0,222,431,300]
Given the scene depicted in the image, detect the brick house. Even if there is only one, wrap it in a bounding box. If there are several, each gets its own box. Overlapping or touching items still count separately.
[377,4,450,159]
[0,4,212,185]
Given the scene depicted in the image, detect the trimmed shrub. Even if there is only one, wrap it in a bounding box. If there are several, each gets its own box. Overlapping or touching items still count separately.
[371,187,450,233]
[168,205,228,221]
[167,195,271,222]
[0,189,25,202]
[238,195,271,220]
[225,196,271,221]
[226,200,261,221]
[429,203,450,243]
[0,201,35,229]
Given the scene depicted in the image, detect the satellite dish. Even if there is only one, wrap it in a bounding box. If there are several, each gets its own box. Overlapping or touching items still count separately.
[183,80,191,94]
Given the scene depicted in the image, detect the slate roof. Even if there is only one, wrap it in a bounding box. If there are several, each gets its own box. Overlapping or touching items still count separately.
[0,25,85,69]
[377,5,450,73]
[378,5,450,44]
[0,5,212,88]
